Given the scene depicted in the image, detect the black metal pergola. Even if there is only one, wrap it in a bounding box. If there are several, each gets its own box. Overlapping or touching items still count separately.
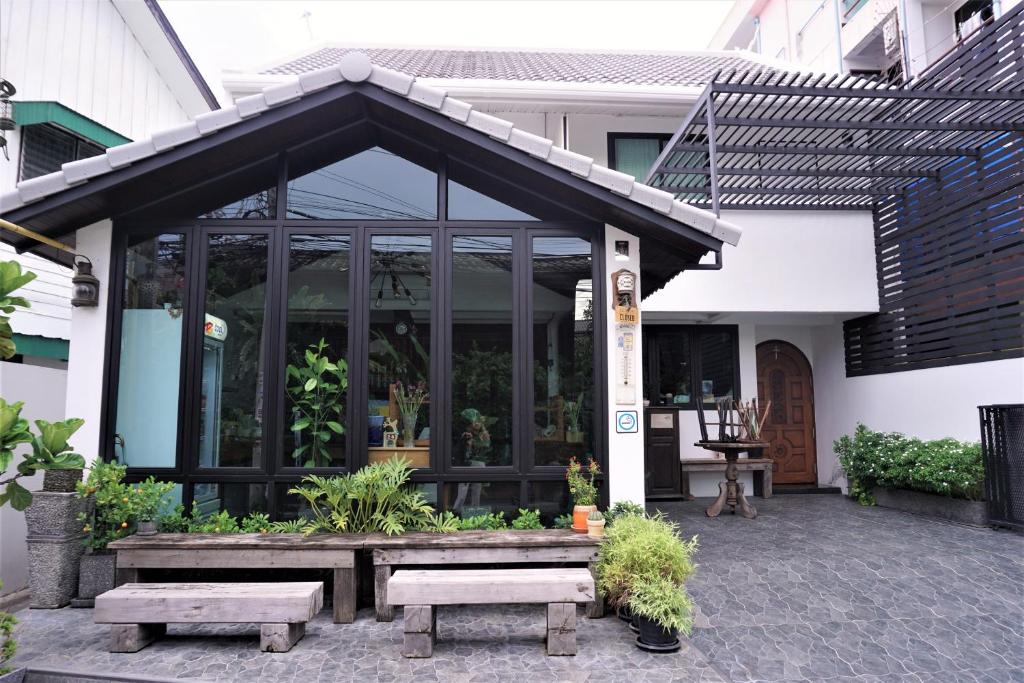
[645,4,1024,212]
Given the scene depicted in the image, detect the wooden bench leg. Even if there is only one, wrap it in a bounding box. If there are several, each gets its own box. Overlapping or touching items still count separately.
[109,623,165,653]
[375,563,394,622]
[546,603,577,656]
[402,605,435,658]
[333,566,356,624]
[763,464,773,498]
[260,622,306,652]
[586,562,603,618]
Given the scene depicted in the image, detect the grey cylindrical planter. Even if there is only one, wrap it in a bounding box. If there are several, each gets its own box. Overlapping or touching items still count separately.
[78,552,117,600]
[0,667,26,683]
[26,535,83,608]
[872,487,988,526]
[42,468,83,493]
[24,492,88,537]
[25,491,88,609]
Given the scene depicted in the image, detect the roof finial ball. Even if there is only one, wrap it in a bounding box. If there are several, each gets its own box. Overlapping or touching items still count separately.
[339,52,372,82]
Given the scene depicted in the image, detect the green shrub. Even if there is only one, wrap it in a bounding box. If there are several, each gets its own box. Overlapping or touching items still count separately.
[552,513,573,529]
[187,503,240,534]
[627,575,694,635]
[240,512,272,534]
[77,461,135,552]
[596,514,698,610]
[269,519,310,534]
[510,508,543,529]
[422,511,460,533]
[605,500,645,525]
[290,456,437,535]
[835,424,984,505]
[0,581,15,675]
[459,512,508,530]
[131,477,176,522]
[158,504,189,532]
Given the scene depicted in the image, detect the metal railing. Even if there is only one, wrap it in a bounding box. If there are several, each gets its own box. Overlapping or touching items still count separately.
[980,404,1024,531]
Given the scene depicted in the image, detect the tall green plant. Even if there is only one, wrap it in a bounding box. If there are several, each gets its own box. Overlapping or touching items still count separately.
[285,339,347,468]
[0,260,36,360]
[77,461,135,552]
[0,409,86,510]
[290,456,443,535]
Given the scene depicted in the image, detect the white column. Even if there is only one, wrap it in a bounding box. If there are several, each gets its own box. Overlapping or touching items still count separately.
[65,219,113,466]
[604,225,645,506]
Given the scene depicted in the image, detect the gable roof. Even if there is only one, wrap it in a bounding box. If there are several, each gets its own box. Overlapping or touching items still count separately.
[261,46,773,88]
[0,52,740,265]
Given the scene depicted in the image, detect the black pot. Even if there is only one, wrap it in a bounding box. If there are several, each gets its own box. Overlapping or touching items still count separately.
[629,613,640,633]
[636,615,679,648]
[617,604,633,622]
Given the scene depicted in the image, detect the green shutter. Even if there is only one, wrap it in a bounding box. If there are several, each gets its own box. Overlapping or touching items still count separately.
[11,334,69,361]
[13,102,131,148]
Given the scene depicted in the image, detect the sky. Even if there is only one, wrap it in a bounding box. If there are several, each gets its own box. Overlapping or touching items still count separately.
[160,0,734,98]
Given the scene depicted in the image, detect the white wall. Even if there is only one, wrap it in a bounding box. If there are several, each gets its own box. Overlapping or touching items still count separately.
[0,243,72,340]
[567,114,680,168]
[0,362,67,597]
[644,210,878,315]
[812,322,1024,487]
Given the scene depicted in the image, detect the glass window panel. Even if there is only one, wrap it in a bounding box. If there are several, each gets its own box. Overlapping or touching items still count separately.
[611,136,665,179]
[699,331,736,405]
[447,180,539,221]
[115,234,187,468]
[21,125,78,180]
[368,236,432,464]
[528,480,571,526]
[200,234,269,468]
[451,235,514,468]
[191,482,267,518]
[654,329,693,406]
[284,235,350,469]
[201,188,276,219]
[287,147,437,220]
[531,237,595,467]
[442,481,520,518]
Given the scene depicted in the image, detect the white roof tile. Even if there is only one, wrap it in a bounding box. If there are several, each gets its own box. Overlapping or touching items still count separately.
[0,52,740,247]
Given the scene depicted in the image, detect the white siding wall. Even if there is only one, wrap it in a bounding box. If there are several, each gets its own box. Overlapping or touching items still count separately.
[0,243,71,339]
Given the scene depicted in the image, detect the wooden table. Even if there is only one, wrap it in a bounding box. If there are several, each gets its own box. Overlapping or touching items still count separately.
[680,457,774,499]
[694,441,769,519]
[366,530,602,622]
[107,533,361,623]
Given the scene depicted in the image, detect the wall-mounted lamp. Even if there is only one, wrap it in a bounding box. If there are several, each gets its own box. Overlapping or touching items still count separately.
[0,79,16,162]
[614,240,630,262]
[71,256,100,307]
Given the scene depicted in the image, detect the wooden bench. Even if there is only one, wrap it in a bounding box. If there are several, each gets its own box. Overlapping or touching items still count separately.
[94,582,323,653]
[369,530,601,622]
[387,568,594,657]
[680,457,773,499]
[107,534,360,623]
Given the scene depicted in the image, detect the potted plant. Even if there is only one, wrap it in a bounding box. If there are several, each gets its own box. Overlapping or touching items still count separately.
[132,477,176,535]
[586,509,605,538]
[394,380,428,448]
[628,575,694,652]
[564,395,585,444]
[566,456,600,533]
[75,461,134,604]
[285,338,347,468]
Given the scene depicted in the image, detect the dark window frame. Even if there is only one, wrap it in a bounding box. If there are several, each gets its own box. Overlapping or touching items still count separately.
[642,324,741,411]
[19,123,106,182]
[102,139,608,519]
[607,133,673,178]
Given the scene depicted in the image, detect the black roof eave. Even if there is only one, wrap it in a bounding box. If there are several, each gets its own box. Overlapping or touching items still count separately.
[2,82,722,262]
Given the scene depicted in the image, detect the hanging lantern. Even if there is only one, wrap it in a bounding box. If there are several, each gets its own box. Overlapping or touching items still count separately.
[71,256,100,307]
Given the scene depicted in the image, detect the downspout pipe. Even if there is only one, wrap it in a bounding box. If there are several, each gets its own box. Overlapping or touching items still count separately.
[833,0,845,72]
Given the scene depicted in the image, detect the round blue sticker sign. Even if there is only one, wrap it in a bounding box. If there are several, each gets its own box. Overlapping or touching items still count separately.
[616,411,638,433]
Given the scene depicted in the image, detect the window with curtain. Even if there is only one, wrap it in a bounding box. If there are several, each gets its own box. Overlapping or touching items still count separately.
[608,134,671,180]
[642,326,740,409]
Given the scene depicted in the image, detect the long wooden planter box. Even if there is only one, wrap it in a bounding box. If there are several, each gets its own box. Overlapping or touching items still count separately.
[872,487,988,527]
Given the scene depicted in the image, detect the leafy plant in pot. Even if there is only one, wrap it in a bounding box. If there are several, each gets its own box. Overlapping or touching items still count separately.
[75,462,136,602]
[0,402,86,510]
[566,456,600,533]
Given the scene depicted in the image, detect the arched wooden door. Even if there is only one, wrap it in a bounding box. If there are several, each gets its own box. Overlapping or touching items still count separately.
[755,341,817,485]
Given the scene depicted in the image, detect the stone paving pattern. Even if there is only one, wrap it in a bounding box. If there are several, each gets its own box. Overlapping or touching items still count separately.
[9,495,1024,682]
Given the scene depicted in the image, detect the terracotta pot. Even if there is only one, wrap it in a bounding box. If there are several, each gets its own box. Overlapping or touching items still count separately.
[587,518,606,538]
[572,505,597,533]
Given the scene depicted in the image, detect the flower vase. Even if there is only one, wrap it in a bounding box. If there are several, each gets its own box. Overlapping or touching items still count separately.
[402,413,418,447]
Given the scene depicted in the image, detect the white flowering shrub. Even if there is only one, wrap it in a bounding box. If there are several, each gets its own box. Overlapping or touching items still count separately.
[834,424,984,505]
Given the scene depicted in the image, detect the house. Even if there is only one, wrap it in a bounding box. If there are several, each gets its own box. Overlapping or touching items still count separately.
[1,5,1019,534]
[0,0,216,601]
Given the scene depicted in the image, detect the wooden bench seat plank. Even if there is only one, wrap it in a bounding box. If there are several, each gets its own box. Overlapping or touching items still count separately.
[386,568,595,606]
[364,529,600,549]
[94,582,324,625]
[115,548,354,569]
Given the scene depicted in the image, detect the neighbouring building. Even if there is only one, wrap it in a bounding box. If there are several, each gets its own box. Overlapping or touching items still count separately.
[0,0,216,600]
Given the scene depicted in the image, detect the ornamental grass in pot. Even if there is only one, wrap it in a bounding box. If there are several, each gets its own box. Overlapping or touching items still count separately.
[566,456,600,533]
[628,575,694,651]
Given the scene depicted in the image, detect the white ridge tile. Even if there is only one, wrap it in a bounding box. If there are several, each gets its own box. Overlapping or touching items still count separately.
[368,66,415,95]
[195,107,242,135]
[263,78,304,106]
[588,166,635,196]
[466,111,514,141]
[236,93,269,118]
[507,129,553,159]
[16,172,68,204]
[548,147,593,177]
[408,82,447,110]
[299,67,344,93]
[106,138,158,169]
[62,155,113,185]
[440,98,472,122]
[629,184,675,214]
[152,121,201,152]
